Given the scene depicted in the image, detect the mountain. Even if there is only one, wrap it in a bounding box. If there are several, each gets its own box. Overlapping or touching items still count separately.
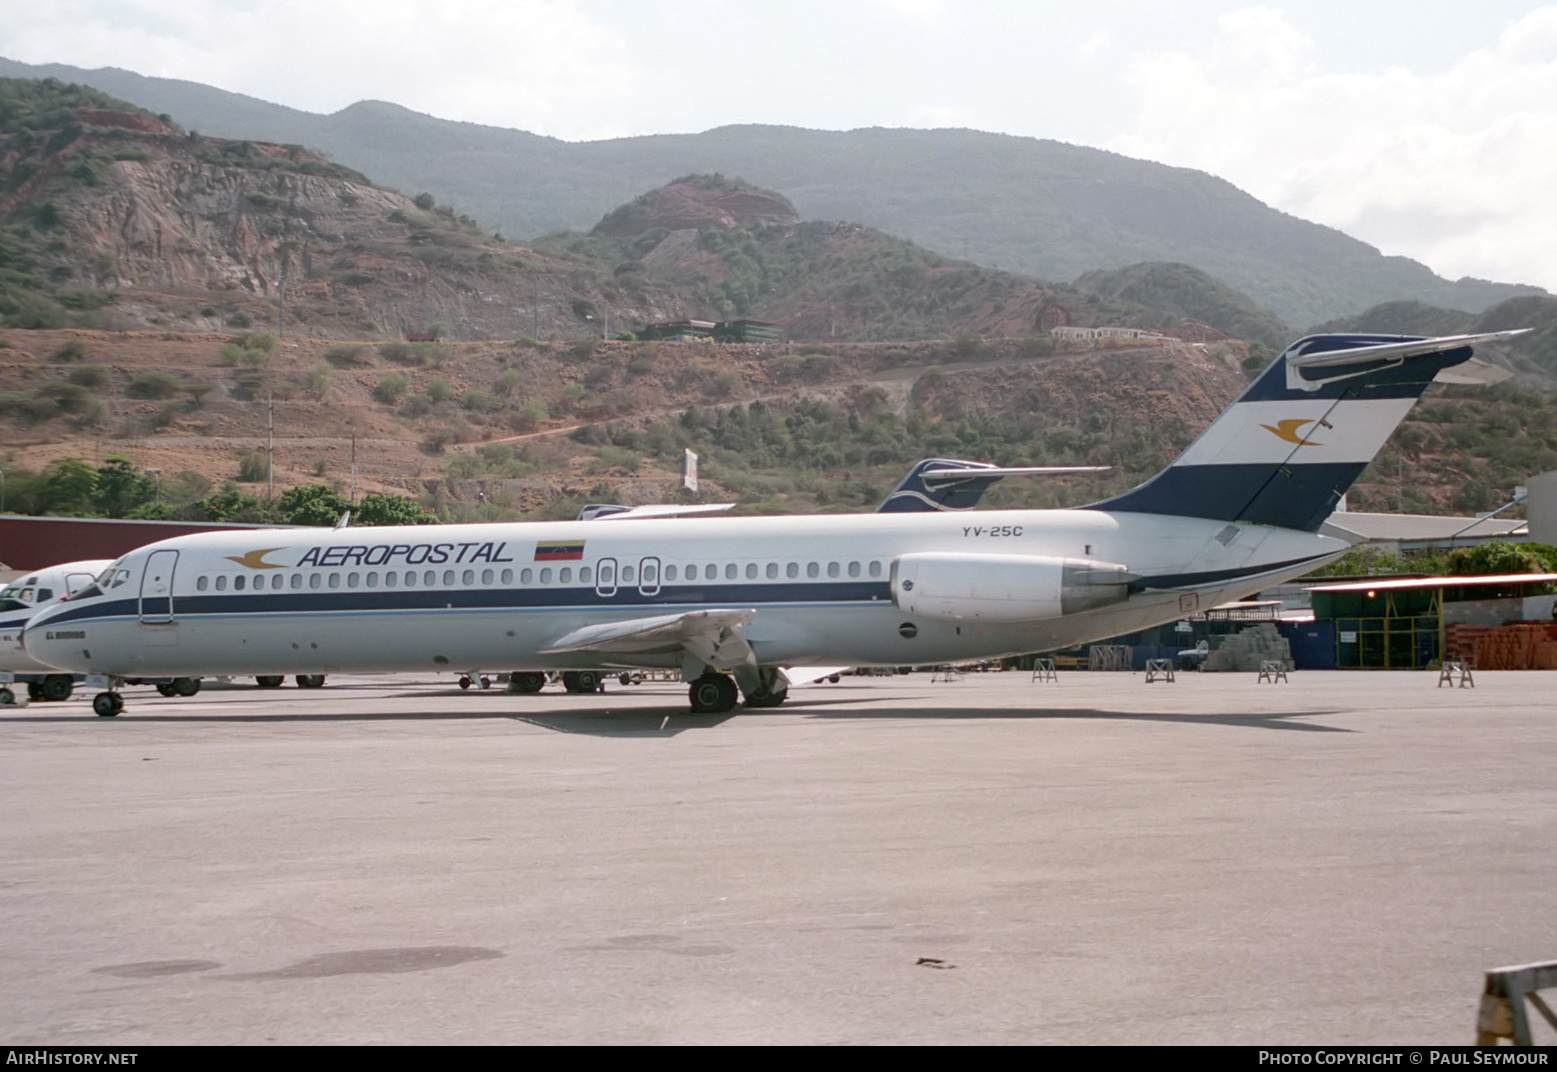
[0,57,1544,329]
[0,78,688,339]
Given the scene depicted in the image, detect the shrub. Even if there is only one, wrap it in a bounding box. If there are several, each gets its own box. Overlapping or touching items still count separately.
[425,378,454,404]
[308,363,332,400]
[67,365,108,388]
[236,451,268,482]
[420,427,456,454]
[373,374,411,404]
[128,371,183,399]
[51,338,88,362]
[461,389,504,413]
[323,343,369,366]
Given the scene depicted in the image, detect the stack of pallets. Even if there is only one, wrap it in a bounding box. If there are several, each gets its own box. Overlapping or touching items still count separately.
[1467,622,1557,670]
[1444,624,1492,663]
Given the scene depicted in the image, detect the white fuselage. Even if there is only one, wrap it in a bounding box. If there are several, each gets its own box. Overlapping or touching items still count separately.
[21,510,1346,679]
[0,560,113,674]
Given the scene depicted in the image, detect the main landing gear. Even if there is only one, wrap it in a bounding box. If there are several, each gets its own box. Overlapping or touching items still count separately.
[688,673,739,714]
[155,677,201,698]
[93,692,124,717]
[562,671,603,694]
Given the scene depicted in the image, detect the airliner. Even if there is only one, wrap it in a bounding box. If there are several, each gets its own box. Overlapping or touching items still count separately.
[0,558,111,703]
[21,331,1523,717]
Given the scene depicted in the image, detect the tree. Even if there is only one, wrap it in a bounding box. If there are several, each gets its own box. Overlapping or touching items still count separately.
[1445,540,1555,577]
[277,484,351,527]
[92,456,156,517]
[42,458,98,515]
[355,493,437,526]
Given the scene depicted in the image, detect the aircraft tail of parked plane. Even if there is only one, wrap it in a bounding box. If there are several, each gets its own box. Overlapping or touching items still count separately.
[1091,333,1517,531]
[20,331,1526,717]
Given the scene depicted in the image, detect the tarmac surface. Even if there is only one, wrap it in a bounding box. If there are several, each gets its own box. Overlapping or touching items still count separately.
[0,668,1553,1046]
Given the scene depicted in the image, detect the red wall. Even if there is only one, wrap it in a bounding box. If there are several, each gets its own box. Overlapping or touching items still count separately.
[0,516,286,570]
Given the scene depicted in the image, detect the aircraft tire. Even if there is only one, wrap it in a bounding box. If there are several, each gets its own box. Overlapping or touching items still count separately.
[509,672,546,694]
[27,682,45,701]
[296,674,326,689]
[743,686,788,709]
[256,675,284,688]
[458,676,472,689]
[562,671,601,694]
[93,692,123,718]
[41,675,73,702]
[174,677,201,697]
[156,683,179,697]
[689,674,737,714]
[0,687,14,706]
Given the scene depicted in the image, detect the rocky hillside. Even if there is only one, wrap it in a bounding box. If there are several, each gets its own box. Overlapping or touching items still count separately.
[0,79,688,340]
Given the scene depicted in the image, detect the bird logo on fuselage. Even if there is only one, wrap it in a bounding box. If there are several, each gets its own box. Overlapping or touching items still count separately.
[1261,418,1324,446]
[225,548,289,569]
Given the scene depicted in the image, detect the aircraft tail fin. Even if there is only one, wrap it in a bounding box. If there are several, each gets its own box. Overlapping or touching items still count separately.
[1089,331,1526,532]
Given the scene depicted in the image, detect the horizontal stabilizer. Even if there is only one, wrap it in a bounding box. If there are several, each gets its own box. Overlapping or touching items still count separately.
[1286,330,1528,391]
[920,466,1109,482]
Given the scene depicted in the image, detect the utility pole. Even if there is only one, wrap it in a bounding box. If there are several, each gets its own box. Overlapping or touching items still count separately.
[267,392,274,501]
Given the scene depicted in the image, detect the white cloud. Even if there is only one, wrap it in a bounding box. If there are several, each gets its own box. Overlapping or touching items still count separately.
[1108,5,1557,292]
[1,0,641,138]
[1077,31,1112,64]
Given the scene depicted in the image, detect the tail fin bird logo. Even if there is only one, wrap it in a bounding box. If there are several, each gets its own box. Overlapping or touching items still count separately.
[1261,418,1324,446]
[225,548,289,569]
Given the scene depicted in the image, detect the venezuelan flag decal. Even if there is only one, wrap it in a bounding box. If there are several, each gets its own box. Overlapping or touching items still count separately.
[535,540,585,561]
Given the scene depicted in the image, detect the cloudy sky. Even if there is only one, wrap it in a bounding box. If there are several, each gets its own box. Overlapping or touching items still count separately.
[4,1,1555,291]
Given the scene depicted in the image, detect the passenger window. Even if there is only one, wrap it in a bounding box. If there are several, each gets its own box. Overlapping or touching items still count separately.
[442,570,455,586]
[291,573,303,589]
[385,571,397,588]
[787,562,798,579]
[725,564,737,580]
[501,569,513,584]
[482,569,494,585]
[578,567,590,584]
[745,563,757,580]
[848,561,860,578]
[216,575,228,591]
[520,568,532,584]
[423,570,436,586]
[328,573,341,589]
[665,565,677,582]
[766,563,778,579]
[461,569,474,585]
[827,562,840,578]
[539,568,552,584]
[366,572,378,588]
[807,562,819,579]
[197,576,208,591]
[685,564,697,580]
[309,573,322,589]
[234,575,247,591]
[404,571,417,587]
[347,572,360,588]
[272,574,285,590]
[558,568,571,584]
[707,563,717,578]
[600,564,615,584]
[868,561,882,578]
[644,563,658,583]
[623,566,635,583]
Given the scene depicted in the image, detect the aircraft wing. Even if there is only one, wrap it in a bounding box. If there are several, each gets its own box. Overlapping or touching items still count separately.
[577,503,736,521]
[539,608,757,661]
[780,665,851,686]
